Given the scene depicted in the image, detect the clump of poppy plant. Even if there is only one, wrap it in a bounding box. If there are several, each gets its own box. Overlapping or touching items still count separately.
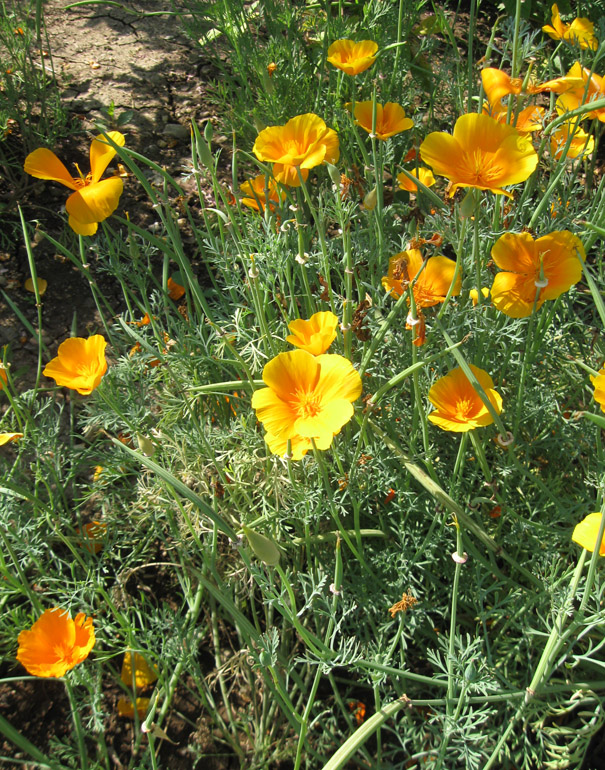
[427,365,503,432]
[43,334,108,395]
[17,608,95,677]
[286,311,338,355]
[326,39,378,75]
[251,350,362,460]
[24,132,125,235]
[419,113,538,197]
[489,231,584,318]
[252,113,339,187]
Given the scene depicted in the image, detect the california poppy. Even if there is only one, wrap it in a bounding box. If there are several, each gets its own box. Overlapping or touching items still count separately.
[427,365,503,432]
[382,249,461,307]
[490,231,584,318]
[253,114,339,187]
[327,39,378,75]
[24,132,125,235]
[591,367,605,413]
[550,121,594,159]
[17,608,95,678]
[419,113,538,197]
[0,432,23,445]
[556,63,605,123]
[121,651,158,688]
[43,334,108,395]
[286,311,338,355]
[396,167,436,192]
[542,4,598,50]
[251,350,362,459]
[240,175,285,212]
[347,101,413,140]
[572,512,605,554]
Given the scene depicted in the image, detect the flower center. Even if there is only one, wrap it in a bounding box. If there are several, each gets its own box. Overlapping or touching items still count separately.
[295,389,322,418]
[463,149,504,185]
[454,397,476,420]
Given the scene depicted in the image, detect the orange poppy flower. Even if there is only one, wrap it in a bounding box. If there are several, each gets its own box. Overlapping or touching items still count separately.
[483,102,545,133]
[490,231,584,318]
[428,365,503,432]
[556,63,605,123]
[572,512,605,554]
[347,101,413,140]
[167,276,185,300]
[251,350,362,460]
[396,167,436,192]
[0,363,7,391]
[326,39,378,75]
[43,334,108,395]
[252,113,339,187]
[382,249,461,307]
[550,121,595,159]
[24,132,125,236]
[480,68,543,109]
[240,175,286,212]
[591,367,605,413]
[17,608,95,677]
[542,4,598,50]
[286,311,338,355]
[77,521,107,554]
[420,113,538,198]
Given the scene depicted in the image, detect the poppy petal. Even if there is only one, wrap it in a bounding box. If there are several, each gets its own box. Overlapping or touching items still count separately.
[89,131,125,183]
[66,177,124,225]
[24,148,79,191]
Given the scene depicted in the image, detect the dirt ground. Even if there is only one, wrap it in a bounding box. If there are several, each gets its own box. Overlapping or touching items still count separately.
[0,0,224,386]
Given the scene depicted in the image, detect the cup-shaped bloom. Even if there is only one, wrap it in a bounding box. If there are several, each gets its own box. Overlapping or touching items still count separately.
[550,121,595,159]
[17,608,95,678]
[382,249,461,308]
[572,513,605,554]
[556,63,605,122]
[252,114,340,187]
[327,39,378,75]
[397,167,436,192]
[490,231,584,318]
[542,4,598,50]
[419,113,538,198]
[428,365,503,432]
[591,367,605,413]
[24,132,125,235]
[286,311,338,355]
[43,334,108,395]
[240,175,285,212]
[348,101,413,140]
[251,350,362,459]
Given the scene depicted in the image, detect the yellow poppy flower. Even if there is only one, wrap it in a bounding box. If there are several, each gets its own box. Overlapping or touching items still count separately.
[0,432,23,445]
[252,114,339,187]
[121,651,158,689]
[251,350,362,459]
[572,512,605,554]
[43,334,108,395]
[17,608,95,678]
[24,277,48,295]
[240,175,285,212]
[286,311,338,355]
[396,167,436,192]
[556,63,605,123]
[428,365,503,432]
[469,287,490,306]
[550,121,595,159]
[24,132,125,236]
[542,4,598,50]
[118,697,151,718]
[381,249,461,307]
[347,101,413,140]
[591,367,605,413]
[327,39,378,75]
[420,113,538,198]
[490,231,584,318]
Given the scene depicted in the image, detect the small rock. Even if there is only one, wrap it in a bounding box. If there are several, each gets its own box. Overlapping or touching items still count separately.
[162,123,190,141]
